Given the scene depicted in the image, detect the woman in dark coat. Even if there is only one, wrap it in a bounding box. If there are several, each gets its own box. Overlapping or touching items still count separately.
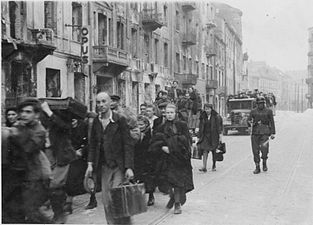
[197,103,223,172]
[133,115,156,206]
[151,104,194,214]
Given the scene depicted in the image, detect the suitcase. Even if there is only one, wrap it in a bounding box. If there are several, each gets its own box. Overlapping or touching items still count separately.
[39,97,87,119]
[110,182,147,218]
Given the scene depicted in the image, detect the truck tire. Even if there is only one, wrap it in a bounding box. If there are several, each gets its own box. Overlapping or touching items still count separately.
[223,128,228,135]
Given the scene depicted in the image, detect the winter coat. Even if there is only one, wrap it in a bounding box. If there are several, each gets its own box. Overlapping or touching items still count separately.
[151,120,194,193]
[197,110,223,151]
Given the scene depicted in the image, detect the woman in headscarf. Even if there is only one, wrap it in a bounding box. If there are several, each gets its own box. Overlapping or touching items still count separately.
[133,115,156,206]
[150,104,194,214]
[5,107,18,127]
[197,103,223,172]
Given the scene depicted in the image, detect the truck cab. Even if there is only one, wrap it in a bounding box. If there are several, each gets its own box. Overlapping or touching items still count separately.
[223,98,256,135]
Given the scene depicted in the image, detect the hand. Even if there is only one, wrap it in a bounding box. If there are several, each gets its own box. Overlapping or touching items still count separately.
[41,102,53,117]
[125,168,134,180]
[76,148,83,157]
[270,134,275,140]
[85,164,93,177]
[162,146,170,154]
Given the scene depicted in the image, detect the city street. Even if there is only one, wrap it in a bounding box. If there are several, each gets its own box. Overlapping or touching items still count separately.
[67,110,313,225]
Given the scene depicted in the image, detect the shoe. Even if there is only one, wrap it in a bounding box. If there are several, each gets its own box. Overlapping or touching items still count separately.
[253,163,261,174]
[199,168,207,172]
[174,203,182,214]
[147,194,155,206]
[262,161,268,172]
[166,197,175,209]
[85,199,97,210]
[53,213,67,224]
[63,202,72,214]
[212,165,216,171]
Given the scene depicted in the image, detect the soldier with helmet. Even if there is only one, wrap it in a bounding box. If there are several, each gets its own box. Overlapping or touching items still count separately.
[248,96,276,174]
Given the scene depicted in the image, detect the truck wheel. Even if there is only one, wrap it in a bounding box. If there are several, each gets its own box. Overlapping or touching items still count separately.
[223,129,228,135]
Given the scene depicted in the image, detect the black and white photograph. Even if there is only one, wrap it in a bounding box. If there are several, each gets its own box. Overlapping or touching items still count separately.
[1,0,313,224]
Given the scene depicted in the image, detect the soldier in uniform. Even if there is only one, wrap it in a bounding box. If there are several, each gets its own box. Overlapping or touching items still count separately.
[248,96,276,174]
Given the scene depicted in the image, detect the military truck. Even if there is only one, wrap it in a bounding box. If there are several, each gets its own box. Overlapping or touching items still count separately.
[223,97,256,135]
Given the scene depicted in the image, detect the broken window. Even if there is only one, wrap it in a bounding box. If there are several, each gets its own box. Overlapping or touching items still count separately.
[98,13,107,45]
[72,2,82,42]
[44,1,57,33]
[46,68,61,97]
[131,28,138,57]
[74,72,85,103]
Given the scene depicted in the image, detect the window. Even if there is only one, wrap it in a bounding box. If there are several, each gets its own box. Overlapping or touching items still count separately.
[98,13,107,45]
[9,1,18,38]
[109,18,113,45]
[206,65,209,80]
[44,1,57,33]
[202,63,205,79]
[183,56,187,71]
[188,58,192,73]
[72,2,82,42]
[117,21,124,49]
[196,61,199,76]
[175,11,179,31]
[46,68,61,97]
[164,43,168,67]
[163,5,168,25]
[176,53,180,73]
[144,34,150,62]
[9,61,32,99]
[131,28,138,57]
[154,38,159,64]
[74,72,85,103]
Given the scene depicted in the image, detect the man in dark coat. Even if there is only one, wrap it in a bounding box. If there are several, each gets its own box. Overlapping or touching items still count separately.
[4,98,51,223]
[168,81,183,103]
[86,92,134,225]
[153,101,169,132]
[41,101,76,223]
[248,96,276,174]
[197,103,223,172]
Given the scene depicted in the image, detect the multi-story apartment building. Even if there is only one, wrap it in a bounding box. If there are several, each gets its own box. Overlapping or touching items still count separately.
[306,27,313,108]
[1,1,244,115]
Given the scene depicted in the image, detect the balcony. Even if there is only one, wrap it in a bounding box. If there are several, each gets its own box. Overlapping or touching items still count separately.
[206,20,217,29]
[141,9,163,31]
[175,73,197,85]
[206,79,218,89]
[306,77,313,85]
[182,2,196,12]
[182,32,197,46]
[205,45,217,57]
[93,45,129,73]
[308,51,313,57]
[216,86,226,96]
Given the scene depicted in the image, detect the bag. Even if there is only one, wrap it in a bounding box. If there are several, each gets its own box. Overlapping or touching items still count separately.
[215,142,226,162]
[110,182,147,218]
[39,97,87,119]
[192,145,202,160]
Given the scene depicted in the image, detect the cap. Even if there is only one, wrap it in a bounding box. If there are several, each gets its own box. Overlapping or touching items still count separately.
[158,101,169,108]
[110,95,121,101]
[256,96,266,104]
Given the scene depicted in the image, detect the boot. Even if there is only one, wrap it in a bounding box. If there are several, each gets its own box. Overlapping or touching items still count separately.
[253,163,261,174]
[166,191,175,209]
[85,193,97,210]
[174,203,182,214]
[147,193,155,206]
[63,202,73,214]
[50,190,67,224]
[262,160,268,172]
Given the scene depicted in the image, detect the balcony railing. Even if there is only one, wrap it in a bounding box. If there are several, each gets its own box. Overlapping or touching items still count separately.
[93,45,129,67]
[306,77,313,85]
[182,2,196,12]
[206,20,217,29]
[205,45,217,57]
[216,86,226,95]
[141,9,163,31]
[30,28,55,46]
[175,73,197,85]
[182,31,197,46]
[206,79,218,89]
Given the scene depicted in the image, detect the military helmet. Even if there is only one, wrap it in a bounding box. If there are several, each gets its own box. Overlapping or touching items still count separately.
[256,96,266,104]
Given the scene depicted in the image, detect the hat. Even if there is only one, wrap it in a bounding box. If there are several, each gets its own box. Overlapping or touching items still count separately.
[17,98,41,112]
[256,96,266,104]
[110,95,121,101]
[84,176,96,194]
[158,101,169,108]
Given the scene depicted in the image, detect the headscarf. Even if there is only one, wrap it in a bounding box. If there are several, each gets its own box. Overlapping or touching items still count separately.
[137,115,150,134]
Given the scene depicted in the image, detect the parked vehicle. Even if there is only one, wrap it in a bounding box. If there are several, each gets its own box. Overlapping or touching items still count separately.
[223,98,256,135]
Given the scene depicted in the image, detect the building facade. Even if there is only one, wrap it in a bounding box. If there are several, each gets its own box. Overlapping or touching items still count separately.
[306,27,313,108]
[2,1,244,116]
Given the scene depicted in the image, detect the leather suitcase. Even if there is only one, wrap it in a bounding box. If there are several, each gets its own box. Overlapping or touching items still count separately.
[39,97,87,119]
[110,183,147,218]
